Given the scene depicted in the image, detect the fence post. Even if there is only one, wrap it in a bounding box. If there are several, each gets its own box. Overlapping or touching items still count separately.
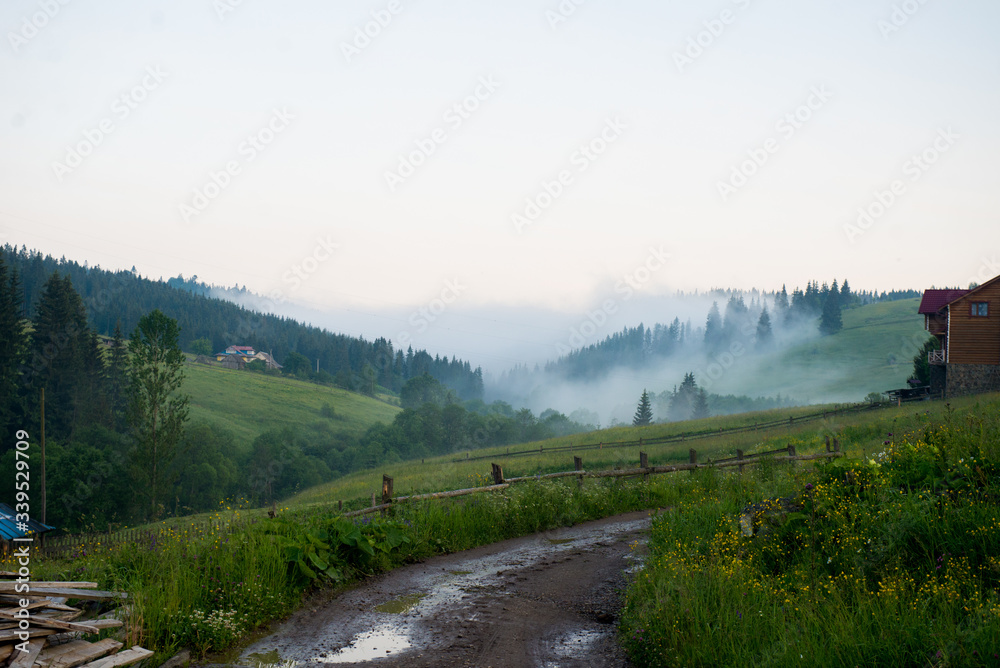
[737,449,745,474]
[574,456,583,488]
[491,463,505,485]
[689,448,697,473]
[381,475,394,517]
[789,417,794,427]
[338,500,343,512]
[640,451,649,483]
[833,438,840,452]
[787,444,796,458]
[825,435,831,453]
[371,492,377,509]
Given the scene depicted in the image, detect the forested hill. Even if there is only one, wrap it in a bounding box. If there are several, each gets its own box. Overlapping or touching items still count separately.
[512,282,920,383]
[2,245,483,399]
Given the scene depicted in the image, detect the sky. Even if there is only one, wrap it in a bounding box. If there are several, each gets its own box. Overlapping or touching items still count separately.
[1,0,999,371]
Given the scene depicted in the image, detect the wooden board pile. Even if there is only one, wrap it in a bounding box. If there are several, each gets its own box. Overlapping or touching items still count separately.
[0,575,151,668]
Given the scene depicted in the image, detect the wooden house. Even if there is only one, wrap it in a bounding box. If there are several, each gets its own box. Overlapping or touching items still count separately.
[918,274,1000,396]
[215,345,257,363]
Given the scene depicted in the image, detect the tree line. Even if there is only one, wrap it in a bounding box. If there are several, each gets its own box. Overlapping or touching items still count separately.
[499,279,859,387]
[0,252,191,528]
[0,251,594,531]
[2,245,484,401]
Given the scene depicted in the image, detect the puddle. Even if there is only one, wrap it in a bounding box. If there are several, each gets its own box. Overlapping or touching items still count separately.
[244,514,652,666]
[374,593,426,614]
[542,628,610,666]
[624,550,646,575]
[245,650,289,668]
[313,623,411,664]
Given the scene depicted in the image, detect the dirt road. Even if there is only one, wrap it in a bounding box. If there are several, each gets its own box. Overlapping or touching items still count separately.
[237,510,653,667]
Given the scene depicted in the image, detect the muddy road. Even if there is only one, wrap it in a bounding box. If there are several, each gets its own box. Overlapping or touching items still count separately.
[238,510,654,668]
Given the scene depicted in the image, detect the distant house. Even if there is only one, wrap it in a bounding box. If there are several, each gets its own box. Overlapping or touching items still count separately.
[219,355,246,370]
[253,351,283,370]
[918,274,1000,397]
[214,345,282,370]
[215,345,257,363]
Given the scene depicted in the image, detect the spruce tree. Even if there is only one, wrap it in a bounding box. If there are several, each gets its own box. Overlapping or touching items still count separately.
[840,279,853,307]
[755,306,774,351]
[632,389,653,426]
[691,389,710,419]
[775,285,789,314]
[669,373,699,421]
[704,302,723,352]
[819,280,843,335]
[28,273,92,441]
[0,256,26,438]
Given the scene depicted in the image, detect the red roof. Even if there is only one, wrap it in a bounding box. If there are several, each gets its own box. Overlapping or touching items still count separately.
[918,289,968,315]
[231,345,254,351]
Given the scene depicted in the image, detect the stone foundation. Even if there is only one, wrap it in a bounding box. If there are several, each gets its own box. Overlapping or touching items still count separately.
[946,364,1000,397]
[929,364,947,397]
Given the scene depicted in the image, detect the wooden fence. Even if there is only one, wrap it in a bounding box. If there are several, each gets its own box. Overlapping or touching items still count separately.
[33,439,844,558]
[347,438,844,518]
[455,403,873,463]
[31,519,241,561]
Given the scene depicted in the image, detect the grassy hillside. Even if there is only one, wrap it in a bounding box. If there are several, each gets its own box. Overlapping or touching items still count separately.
[720,299,927,403]
[181,357,401,447]
[286,393,995,512]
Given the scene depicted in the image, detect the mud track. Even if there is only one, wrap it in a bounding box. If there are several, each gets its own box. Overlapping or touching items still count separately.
[238,510,654,667]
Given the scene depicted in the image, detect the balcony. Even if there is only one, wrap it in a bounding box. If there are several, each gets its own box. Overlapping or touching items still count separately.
[928,349,945,365]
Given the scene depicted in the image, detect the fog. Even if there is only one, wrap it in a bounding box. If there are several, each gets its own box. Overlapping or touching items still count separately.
[211,283,887,424]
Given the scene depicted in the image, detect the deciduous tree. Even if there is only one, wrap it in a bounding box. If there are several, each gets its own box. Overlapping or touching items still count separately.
[128,309,189,520]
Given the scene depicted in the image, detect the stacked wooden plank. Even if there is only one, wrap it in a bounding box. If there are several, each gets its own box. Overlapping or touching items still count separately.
[0,575,150,668]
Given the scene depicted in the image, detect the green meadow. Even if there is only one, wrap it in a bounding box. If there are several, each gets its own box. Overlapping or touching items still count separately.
[723,298,927,402]
[181,357,401,446]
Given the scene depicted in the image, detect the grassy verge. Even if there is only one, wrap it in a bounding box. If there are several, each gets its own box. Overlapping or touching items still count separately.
[14,475,674,662]
[620,396,1000,666]
[16,394,998,664]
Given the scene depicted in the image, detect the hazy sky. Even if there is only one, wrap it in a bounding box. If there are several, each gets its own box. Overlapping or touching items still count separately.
[2,1,999,345]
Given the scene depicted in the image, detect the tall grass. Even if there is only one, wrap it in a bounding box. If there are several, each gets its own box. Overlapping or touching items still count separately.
[620,398,1000,667]
[11,475,674,661]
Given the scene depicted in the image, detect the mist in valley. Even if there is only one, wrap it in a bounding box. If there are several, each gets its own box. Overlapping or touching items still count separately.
[202,278,905,427]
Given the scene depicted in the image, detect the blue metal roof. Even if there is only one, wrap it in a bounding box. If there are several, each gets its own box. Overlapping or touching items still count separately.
[0,503,55,540]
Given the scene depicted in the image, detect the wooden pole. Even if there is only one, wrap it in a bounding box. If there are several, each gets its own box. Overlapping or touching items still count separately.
[825,435,831,453]
[640,451,649,483]
[491,463,505,485]
[381,475,393,516]
[689,448,697,474]
[40,388,46,530]
[736,449,744,474]
[574,456,583,488]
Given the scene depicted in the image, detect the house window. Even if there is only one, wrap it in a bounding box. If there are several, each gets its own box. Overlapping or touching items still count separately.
[971,302,988,317]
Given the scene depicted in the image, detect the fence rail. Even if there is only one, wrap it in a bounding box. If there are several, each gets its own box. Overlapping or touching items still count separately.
[29,519,241,561]
[32,438,846,558]
[454,403,875,463]
[346,439,844,518]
